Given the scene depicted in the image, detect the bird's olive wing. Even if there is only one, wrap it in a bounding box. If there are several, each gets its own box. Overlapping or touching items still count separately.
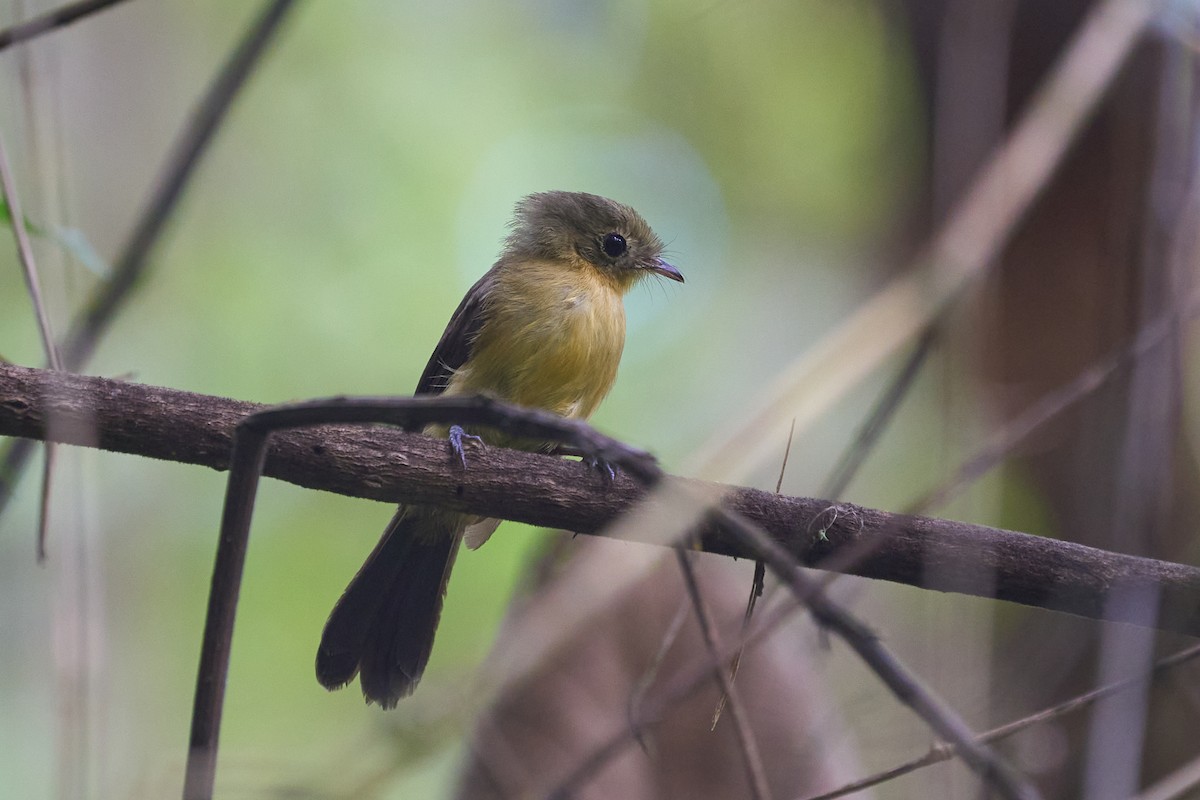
[409,271,494,419]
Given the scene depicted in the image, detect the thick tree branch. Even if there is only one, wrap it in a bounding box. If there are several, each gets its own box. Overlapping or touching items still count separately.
[3,361,1200,638]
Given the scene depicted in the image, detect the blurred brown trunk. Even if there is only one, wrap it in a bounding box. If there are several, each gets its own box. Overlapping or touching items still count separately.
[453,537,863,800]
[453,4,1200,797]
[895,0,1200,795]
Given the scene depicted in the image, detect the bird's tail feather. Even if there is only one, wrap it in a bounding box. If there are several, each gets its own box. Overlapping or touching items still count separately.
[316,507,461,708]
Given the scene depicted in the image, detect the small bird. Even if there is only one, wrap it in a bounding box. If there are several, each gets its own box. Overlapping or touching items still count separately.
[316,191,683,707]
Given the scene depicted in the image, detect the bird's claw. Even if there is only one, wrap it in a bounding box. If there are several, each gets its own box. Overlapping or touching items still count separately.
[585,454,618,481]
[449,425,483,468]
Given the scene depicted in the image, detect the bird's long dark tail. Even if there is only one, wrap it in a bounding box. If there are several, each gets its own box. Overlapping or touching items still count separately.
[316,507,461,708]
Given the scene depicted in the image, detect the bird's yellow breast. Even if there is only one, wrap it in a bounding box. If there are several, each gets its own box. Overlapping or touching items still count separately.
[445,260,627,428]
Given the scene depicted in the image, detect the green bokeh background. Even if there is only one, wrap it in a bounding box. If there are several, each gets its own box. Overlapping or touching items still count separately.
[0,0,929,796]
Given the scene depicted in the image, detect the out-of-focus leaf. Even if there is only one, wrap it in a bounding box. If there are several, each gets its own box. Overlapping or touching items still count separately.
[47,226,109,277]
[1,199,110,277]
[0,198,41,234]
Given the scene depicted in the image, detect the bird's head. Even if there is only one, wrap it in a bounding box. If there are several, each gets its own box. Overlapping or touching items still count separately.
[504,191,683,288]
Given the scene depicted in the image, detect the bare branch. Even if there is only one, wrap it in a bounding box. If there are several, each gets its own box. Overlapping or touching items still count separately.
[4,363,1198,635]
[0,0,129,52]
[820,326,936,500]
[0,134,61,371]
[906,299,1196,515]
[0,130,63,559]
[675,550,772,800]
[802,642,1200,800]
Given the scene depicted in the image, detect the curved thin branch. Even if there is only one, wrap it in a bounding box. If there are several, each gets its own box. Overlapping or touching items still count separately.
[181,394,1033,800]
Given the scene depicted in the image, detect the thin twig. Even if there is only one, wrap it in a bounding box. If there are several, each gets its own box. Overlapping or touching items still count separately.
[800,642,1200,800]
[0,135,61,371]
[0,0,299,517]
[714,419,796,728]
[741,330,936,677]
[547,591,817,798]
[0,129,63,559]
[712,557,764,731]
[775,418,797,495]
[696,501,1040,800]
[820,326,937,501]
[627,596,690,753]
[675,549,772,800]
[0,0,128,52]
[907,286,1200,516]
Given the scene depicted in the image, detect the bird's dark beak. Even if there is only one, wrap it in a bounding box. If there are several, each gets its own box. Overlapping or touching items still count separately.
[644,258,684,283]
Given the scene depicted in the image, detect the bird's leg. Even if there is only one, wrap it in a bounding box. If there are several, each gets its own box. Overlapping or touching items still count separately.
[545,443,618,480]
[448,424,483,468]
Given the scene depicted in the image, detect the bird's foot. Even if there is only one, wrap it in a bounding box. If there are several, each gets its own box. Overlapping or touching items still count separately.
[585,453,618,481]
[449,425,483,468]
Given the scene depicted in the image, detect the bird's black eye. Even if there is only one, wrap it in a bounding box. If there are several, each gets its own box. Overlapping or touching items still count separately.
[601,232,627,258]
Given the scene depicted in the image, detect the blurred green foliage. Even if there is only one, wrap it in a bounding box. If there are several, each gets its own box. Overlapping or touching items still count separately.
[0,0,924,796]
